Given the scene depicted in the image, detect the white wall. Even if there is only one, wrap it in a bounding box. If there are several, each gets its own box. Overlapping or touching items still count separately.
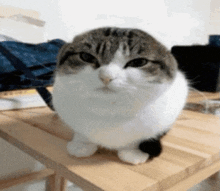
[51,0,213,48]
[1,0,219,48]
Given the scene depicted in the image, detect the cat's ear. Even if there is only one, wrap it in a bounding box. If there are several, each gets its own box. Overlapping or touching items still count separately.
[162,52,178,79]
[57,43,75,67]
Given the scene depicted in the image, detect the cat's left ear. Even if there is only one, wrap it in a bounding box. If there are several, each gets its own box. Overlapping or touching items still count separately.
[57,43,73,66]
[162,52,178,79]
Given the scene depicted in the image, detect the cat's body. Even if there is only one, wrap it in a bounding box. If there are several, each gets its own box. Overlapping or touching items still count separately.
[52,27,188,165]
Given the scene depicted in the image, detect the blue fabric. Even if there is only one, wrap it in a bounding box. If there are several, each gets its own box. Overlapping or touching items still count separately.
[0,39,66,110]
[0,39,65,91]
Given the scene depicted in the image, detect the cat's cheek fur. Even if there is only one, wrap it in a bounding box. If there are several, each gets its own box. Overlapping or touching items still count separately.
[126,68,146,83]
[53,71,188,149]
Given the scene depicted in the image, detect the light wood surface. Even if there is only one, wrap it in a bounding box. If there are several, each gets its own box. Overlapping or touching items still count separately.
[0,169,54,190]
[0,91,220,191]
[187,91,220,103]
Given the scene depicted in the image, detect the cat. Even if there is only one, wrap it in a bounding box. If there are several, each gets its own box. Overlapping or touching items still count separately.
[52,27,189,165]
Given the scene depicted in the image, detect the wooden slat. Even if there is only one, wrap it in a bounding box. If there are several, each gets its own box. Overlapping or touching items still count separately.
[1,107,73,141]
[122,157,186,190]
[175,119,220,134]
[0,114,157,191]
[99,149,187,187]
[170,124,220,148]
[0,169,54,190]
[209,172,219,180]
[165,160,220,191]
[187,91,220,103]
[180,110,220,122]
[162,135,219,159]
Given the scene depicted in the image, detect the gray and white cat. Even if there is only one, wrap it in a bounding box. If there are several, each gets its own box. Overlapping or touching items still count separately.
[52,27,188,165]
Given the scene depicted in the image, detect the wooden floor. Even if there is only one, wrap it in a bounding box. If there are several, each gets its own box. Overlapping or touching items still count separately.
[0,91,220,191]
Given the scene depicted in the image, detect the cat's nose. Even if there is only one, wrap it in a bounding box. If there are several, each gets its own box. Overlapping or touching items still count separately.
[99,64,120,85]
[100,77,113,85]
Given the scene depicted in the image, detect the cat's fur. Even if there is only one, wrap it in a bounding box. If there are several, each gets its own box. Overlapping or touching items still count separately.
[52,27,188,165]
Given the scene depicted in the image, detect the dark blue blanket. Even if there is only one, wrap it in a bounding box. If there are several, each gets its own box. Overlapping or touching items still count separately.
[0,39,66,110]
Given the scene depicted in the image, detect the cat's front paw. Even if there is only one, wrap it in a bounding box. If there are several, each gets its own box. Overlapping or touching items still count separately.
[67,141,98,158]
[118,149,149,165]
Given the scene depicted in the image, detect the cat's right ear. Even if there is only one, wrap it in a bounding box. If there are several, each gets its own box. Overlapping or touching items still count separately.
[57,43,75,67]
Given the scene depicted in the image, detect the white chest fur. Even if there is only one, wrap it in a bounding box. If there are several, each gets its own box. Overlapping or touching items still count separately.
[52,67,188,149]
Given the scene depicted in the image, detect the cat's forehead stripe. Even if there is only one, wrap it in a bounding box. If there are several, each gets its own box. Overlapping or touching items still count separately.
[96,43,101,54]
[104,28,111,36]
[101,42,107,57]
[102,27,135,38]
[84,42,92,49]
[80,28,148,58]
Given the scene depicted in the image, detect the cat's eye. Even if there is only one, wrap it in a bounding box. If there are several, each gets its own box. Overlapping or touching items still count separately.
[79,52,100,68]
[124,58,149,68]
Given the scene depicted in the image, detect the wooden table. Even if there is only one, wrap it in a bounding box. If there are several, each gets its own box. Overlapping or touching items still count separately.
[0,91,220,191]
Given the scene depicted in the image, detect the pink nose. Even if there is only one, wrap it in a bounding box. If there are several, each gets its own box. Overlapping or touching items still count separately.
[100,77,112,85]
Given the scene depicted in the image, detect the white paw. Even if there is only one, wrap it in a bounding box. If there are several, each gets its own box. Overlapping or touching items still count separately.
[118,149,149,165]
[67,141,98,158]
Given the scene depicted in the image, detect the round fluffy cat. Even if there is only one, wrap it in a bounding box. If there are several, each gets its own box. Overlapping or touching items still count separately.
[52,27,188,165]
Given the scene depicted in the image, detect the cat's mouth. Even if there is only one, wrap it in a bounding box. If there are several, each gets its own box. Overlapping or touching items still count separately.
[96,87,116,94]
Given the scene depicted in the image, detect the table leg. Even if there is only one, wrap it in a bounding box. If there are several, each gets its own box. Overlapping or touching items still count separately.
[209,172,219,180]
[46,173,67,191]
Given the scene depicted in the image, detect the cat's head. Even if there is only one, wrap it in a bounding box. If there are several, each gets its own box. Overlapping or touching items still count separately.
[55,27,178,93]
